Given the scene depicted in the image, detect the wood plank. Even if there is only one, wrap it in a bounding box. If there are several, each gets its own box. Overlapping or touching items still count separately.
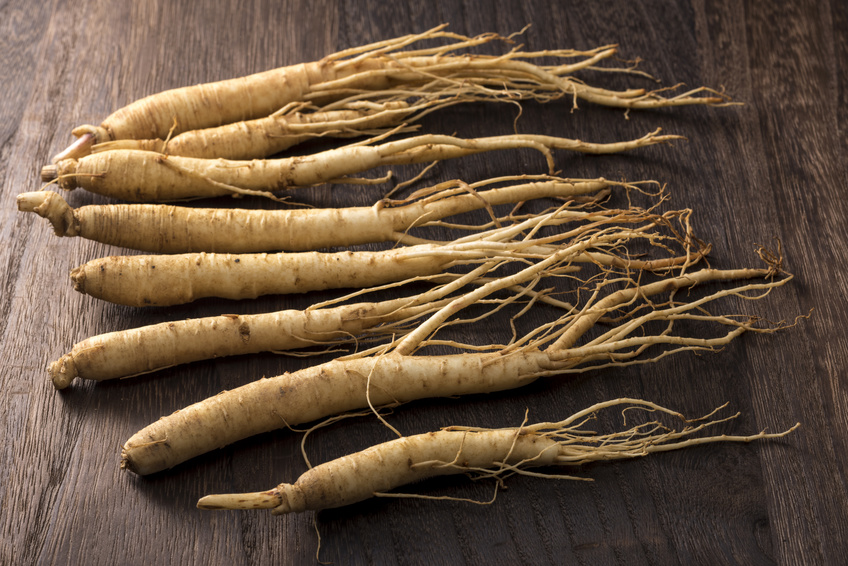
[2,0,845,564]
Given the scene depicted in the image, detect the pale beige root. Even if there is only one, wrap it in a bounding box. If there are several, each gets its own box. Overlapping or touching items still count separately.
[66,55,391,146]
[47,293,441,389]
[69,246,455,307]
[65,240,512,307]
[51,132,97,162]
[120,351,553,475]
[89,100,424,160]
[121,264,790,475]
[43,130,678,202]
[58,25,729,159]
[68,229,536,306]
[197,398,798,513]
[17,191,79,237]
[19,177,615,253]
[199,429,562,512]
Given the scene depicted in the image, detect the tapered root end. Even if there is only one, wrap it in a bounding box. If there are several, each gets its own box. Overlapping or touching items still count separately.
[119,445,160,475]
[48,355,77,389]
[41,165,59,183]
[197,490,282,511]
[17,191,78,237]
[16,191,49,213]
[119,450,136,473]
[69,266,86,294]
[50,128,104,163]
[42,161,78,190]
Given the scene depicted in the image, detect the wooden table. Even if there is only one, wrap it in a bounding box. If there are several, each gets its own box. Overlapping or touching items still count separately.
[2,1,845,564]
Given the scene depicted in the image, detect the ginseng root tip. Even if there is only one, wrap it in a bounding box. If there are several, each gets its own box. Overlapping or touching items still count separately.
[52,131,98,163]
[41,165,58,183]
[48,356,77,389]
[197,490,283,510]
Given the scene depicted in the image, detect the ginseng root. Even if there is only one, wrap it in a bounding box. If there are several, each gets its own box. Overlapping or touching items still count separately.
[69,246,449,307]
[19,176,621,253]
[42,130,680,202]
[46,293,439,389]
[196,398,798,514]
[89,99,427,160]
[55,25,729,161]
[42,130,678,202]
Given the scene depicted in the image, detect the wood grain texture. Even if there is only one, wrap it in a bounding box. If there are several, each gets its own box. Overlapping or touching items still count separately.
[1,0,845,564]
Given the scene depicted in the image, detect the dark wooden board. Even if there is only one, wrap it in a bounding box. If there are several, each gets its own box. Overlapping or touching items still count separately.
[2,1,846,564]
